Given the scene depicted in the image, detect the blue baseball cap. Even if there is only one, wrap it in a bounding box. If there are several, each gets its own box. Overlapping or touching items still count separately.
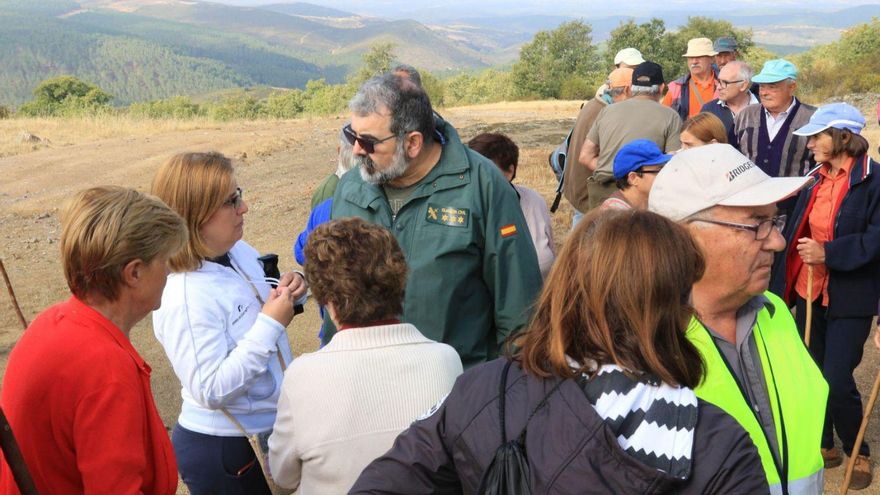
[793,102,866,136]
[752,59,798,83]
[613,139,673,180]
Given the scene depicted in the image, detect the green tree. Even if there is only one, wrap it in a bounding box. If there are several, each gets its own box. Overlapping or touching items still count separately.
[18,75,113,116]
[351,42,396,86]
[511,20,600,99]
[605,19,670,69]
[604,17,753,82]
[795,19,880,102]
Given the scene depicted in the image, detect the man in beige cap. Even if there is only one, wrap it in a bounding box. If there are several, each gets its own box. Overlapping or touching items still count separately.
[580,62,680,209]
[662,37,720,120]
[564,67,633,226]
[649,143,827,494]
[614,47,645,69]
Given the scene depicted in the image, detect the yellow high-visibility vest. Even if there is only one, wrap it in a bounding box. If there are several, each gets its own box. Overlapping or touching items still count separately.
[688,291,827,495]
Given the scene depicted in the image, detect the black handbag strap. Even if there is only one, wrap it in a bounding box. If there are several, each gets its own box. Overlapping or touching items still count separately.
[497,360,567,446]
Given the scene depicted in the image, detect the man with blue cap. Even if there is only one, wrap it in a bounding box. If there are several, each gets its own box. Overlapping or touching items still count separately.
[770,102,879,489]
[600,139,671,211]
[734,59,816,181]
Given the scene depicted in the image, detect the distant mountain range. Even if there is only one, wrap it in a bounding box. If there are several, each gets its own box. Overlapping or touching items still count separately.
[2,0,878,107]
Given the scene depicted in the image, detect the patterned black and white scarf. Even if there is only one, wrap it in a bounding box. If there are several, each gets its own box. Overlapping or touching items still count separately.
[574,361,698,480]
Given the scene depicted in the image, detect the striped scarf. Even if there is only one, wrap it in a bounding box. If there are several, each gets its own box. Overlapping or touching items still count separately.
[577,363,698,480]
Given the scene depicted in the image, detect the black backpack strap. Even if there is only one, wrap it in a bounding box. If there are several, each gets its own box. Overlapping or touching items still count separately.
[516,377,566,444]
[498,359,513,444]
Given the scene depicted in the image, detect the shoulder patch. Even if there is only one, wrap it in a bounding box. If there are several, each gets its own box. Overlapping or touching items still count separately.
[426,204,469,228]
[500,224,517,238]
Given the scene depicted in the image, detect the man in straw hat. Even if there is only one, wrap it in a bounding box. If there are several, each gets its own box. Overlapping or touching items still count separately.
[662,37,720,121]
[649,143,828,494]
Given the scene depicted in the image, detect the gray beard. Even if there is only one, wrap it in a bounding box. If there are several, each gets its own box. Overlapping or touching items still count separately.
[358,138,409,185]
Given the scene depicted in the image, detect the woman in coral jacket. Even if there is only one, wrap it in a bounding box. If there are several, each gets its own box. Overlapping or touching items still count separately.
[0,186,187,495]
[770,103,880,489]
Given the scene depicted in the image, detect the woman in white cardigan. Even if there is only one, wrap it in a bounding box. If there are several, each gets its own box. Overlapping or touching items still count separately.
[152,152,307,495]
[268,217,463,493]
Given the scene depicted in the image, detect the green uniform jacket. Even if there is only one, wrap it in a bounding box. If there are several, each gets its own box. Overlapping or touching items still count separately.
[326,121,543,368]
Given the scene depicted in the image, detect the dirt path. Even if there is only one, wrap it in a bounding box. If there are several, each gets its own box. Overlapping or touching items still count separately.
[1,101,878,494]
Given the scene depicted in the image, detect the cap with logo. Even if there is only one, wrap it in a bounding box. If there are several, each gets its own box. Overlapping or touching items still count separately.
[793,102,866,137]
[614,47,645,67]
[648,143,813,221]
[613,139,672,180]
[632,61,665,87]
[752,59,798,84]
[608,67,634,89]
[713,36,739,54]
[682,38,717,57]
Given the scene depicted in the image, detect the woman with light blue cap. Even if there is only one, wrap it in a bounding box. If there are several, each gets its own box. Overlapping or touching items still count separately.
[769,102,879,489]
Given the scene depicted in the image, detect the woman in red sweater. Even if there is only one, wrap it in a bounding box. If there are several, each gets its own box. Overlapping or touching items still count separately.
[0,186,187,495]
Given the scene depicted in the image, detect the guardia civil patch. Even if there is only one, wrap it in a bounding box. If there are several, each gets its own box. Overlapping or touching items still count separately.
[426,204,469,228]
[500,224,517,238]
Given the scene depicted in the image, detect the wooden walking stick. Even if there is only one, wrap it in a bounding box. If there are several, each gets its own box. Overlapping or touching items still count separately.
[840,367,880,494]
[805,265,813,346]
[0,408,38,495]
[0,258,28,330]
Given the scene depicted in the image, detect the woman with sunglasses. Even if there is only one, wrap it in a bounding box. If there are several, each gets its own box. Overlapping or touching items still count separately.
[770,103,880,489]
[151,152,307,495]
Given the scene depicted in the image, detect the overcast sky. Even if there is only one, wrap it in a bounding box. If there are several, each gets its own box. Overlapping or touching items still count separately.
[212,0,879,18]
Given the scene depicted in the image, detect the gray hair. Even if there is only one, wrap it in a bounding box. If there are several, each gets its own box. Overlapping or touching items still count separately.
[349,74,435,143]
[631,84,662,97]
[336,133,355,177]
[725,61,753,83]
[392,64,422,88]
[609,86,628,98]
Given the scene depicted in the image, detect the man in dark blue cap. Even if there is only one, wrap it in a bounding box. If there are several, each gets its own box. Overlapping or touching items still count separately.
[599,139,672,211]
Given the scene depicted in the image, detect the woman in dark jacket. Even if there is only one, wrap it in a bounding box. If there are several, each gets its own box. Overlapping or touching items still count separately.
[769,102,880,488]
[350,209,768,494]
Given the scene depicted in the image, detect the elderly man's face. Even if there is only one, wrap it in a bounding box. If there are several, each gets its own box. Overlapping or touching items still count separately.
[718,64,748,103]
[715,51,737,69]
[349,109,409,185]
[688,204,785,303]
[759,80,797,115]
[687,56,714,78]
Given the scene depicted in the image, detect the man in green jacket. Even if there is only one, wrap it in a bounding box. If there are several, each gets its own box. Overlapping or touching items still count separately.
[324,74,542,368]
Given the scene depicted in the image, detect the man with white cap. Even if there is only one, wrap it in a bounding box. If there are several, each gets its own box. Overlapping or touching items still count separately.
[662,37,720,120]
[649,143,828,494]
[614,47,645,69]
[734,59,816,180]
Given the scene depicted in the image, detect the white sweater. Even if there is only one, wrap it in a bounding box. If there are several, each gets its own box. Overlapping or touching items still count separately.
[153,240,295,435]
[268,323,462,493]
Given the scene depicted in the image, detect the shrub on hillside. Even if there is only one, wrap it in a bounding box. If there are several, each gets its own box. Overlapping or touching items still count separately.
[0,106,11,119]
[265,90,306,118]
[129,97,205,119]
[208,95,264,121]
[300,79,352,115]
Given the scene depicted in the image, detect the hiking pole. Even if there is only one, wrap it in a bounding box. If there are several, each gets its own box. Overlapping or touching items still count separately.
[805,266,813,347]
[0,258,28,330]
[840,366,880,494]
[0,408,38,495]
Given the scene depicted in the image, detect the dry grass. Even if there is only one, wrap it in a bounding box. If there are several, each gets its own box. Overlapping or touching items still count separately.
[2,101,880,495]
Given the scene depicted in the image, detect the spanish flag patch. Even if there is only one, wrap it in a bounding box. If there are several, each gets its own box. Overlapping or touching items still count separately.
[500,224,517,238]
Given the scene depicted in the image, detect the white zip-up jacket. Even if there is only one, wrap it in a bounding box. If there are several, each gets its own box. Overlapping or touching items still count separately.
[153,240,295,436]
